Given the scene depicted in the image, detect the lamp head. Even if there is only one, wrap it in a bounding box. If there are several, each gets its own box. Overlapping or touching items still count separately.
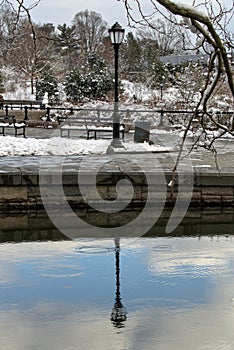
[109,22,125,45]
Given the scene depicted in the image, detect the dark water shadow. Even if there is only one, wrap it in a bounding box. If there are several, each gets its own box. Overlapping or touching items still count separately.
[0,206,233,243]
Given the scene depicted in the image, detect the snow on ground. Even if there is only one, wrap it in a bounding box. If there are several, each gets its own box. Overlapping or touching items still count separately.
[0,136,108,156]
[0,136,172,157]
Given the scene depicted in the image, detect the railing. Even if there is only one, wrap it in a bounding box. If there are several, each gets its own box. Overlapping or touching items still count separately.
[1,100,43,110]
[0,102,233,128]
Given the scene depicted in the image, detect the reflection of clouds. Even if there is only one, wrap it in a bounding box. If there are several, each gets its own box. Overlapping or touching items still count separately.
[0,302,131,350]
[0,263,18,286]
[0,239,137,261]
[146,237,234,278]
[1,296,234,350]
[149,253,227,278]
[0,241,78,261]
[0,239,142,263]
[0,241,82,287]
[126,297,234,350]
[39,264,84,278]
[1,238,234,349]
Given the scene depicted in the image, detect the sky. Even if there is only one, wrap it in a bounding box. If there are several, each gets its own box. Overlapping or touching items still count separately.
[29,0,130,28]
[22,0,233,33]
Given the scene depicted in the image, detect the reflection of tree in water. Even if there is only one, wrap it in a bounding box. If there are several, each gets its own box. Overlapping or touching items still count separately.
[111,238,127,328]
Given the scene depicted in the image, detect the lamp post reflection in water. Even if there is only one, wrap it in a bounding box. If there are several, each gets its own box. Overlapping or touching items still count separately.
[111,238,127,328]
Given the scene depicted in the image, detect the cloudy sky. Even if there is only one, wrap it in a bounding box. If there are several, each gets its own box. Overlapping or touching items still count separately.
[30,0,130,27]
[18,0,232,32]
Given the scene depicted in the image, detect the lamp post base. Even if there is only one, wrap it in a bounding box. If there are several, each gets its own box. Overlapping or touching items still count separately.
[111,138,125,148]
[106,139,125,154]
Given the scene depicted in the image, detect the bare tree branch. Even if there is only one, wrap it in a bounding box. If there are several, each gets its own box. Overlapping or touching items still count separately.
[119,0,234,184]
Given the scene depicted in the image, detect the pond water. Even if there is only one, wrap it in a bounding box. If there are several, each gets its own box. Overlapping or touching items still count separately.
[0,210,234,350]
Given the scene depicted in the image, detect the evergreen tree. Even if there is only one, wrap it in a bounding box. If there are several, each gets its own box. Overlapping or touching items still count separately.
[64,69,84,101]
[121,32,143,81]
[36,70,58,103]
[56,23,79,70]
[64,53,113,102]
[84,53,113,99]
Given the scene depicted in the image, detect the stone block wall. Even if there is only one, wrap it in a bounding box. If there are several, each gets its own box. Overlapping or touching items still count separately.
[0,170,233,211]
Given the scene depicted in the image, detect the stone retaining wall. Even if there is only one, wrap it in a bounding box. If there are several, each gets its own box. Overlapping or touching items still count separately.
[0,170,233,210]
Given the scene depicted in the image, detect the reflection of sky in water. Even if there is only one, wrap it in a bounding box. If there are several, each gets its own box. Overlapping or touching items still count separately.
[0,237,234,349]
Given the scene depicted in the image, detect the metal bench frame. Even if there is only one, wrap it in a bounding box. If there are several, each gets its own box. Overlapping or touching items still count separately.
[0,116,26,137]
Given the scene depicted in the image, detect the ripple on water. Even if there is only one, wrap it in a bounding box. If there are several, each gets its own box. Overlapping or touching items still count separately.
[38,264,84,278]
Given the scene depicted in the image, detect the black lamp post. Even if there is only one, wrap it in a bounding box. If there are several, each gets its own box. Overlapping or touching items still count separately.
[109,22,125,147]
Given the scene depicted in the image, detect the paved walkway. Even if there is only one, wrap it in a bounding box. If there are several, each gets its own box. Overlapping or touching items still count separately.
[0,126,233,176]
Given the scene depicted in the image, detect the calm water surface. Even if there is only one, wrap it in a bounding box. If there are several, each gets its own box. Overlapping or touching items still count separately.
[1,232,234,350]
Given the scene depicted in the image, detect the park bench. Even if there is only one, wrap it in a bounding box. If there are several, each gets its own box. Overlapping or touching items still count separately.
[59,114,125,140]
[0,116,26,137]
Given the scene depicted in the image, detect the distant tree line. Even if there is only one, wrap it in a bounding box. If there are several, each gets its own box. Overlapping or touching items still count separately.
[0,4,205,103]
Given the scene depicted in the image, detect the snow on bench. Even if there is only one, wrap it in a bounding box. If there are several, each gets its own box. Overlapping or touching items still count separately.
[0,116,26,137]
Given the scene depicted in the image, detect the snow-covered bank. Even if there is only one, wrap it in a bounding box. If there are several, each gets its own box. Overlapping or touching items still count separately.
[0,136,171,156]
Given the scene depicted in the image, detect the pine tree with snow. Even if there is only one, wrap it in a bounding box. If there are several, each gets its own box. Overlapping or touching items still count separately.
[36,70,58,103]
[83,53,113,99]
[65,54,113,102]
[64,69,85,102]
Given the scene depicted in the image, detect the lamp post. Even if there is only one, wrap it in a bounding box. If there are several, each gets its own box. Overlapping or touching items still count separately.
[109,22,125,147]
[111,238,127,328]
